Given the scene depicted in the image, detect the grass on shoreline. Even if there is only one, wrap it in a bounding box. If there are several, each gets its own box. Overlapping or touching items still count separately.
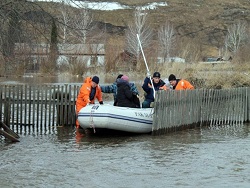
[80,61,249,102]
[83,61,250,101]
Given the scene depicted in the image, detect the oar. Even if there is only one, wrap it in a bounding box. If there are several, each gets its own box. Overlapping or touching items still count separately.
[136,34,156,98]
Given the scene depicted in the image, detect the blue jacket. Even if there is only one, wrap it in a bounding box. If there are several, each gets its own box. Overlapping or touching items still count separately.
[142,77,166,101]
[101,81,139,102]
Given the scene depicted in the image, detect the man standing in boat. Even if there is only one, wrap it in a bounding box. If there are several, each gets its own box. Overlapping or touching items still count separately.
[100,74,139,106]
[142,72,168,108]
[168,74,194,90]
[75,76,103,130]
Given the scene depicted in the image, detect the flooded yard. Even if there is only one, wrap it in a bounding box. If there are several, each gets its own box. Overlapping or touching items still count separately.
[1,123,250,187]
[1,75,250,187]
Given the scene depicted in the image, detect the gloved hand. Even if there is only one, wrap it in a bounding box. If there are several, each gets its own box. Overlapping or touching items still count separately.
[99,101,104,105]
[147,71,151,78]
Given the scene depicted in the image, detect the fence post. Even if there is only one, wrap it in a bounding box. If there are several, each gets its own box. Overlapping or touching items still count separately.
[248,87,250,122]
[3,97,11,126]
[52,88,75,126]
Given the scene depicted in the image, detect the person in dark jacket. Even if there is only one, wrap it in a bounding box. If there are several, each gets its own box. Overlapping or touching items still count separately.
[116,75,140,108]
[101,74,139,106]
[142,72,168,108]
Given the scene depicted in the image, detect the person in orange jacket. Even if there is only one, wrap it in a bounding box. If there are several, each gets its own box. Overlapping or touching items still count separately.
[75,76,103,129]
[168,74,194,90]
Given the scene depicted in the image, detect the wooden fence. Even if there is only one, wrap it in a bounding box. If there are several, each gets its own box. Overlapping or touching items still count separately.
[153,87,250,135]
[0,84,249,135]
[0,84,81,134]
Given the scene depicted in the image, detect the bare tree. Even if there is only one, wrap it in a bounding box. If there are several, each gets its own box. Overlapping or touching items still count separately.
[58,0,72,43]
[158,21,176,62]
[125,8,153,62]
[0,0,56,75]
[225,21,248,55]
[0,0,108,75]
[72,7,93,44]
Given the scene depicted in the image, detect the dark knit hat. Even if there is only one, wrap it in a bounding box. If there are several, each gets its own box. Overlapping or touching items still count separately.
[92,76,99,84]
[168,74,176,81]
[117,74,123,79]
[153,72,160,78]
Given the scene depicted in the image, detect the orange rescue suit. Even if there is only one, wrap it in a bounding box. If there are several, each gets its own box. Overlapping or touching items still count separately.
[75,77,103,128]
[174,79,194,90]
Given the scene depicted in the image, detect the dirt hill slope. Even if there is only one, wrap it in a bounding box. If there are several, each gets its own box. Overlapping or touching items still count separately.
[91,0,250,56]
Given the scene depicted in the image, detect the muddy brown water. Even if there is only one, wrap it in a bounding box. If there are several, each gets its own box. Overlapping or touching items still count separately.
[1,124,250,188]
[1,76,250,187]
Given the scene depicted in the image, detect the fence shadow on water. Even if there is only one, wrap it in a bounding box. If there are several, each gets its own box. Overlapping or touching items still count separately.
[153,87,250,135]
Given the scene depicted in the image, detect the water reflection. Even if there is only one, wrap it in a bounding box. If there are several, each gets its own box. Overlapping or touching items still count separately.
[0,74,143,85]
[0,75,83,85]
[0,74,117,85]
[1,123,250,187]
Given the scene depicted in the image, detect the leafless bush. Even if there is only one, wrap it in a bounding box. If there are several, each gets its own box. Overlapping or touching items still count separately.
[68,58,87,76]
[158,21,176,60]
[104,37,124,73]
[225,21,248,55]
[125,8,153,63]
[177,38,202,63]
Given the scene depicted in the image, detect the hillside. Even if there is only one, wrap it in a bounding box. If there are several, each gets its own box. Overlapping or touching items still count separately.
[90,0,250,57]
[3,0,250,59]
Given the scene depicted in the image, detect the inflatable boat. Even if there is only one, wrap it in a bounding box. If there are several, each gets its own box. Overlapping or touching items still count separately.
[78,104,153,133]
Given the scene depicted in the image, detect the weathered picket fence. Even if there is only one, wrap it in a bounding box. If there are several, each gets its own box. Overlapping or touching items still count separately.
[152,87,250,135]
[0,84,81,134]
[0,83,250,136]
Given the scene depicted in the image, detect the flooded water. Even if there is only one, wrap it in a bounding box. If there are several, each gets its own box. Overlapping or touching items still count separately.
[0,74,84,85]
[0,74,118,85]
[1,76,250,187]
[1,123,250,188]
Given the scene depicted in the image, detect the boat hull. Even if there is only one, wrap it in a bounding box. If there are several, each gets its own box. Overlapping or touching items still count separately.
[78,104,153,133]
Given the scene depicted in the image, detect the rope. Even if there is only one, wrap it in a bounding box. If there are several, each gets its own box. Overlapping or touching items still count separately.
[89,108,96,133]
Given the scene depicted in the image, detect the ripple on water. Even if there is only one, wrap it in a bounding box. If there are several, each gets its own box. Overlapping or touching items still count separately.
[1,124,250,187]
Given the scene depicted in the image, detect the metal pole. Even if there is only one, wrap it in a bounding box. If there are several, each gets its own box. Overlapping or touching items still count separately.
[136,34,156,98]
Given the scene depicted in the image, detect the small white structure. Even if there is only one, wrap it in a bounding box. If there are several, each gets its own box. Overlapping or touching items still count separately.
[14,43,105,70]
[57,43,105,67]
[157,57,185,63]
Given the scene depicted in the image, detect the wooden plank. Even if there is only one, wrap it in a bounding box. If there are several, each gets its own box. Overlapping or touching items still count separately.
[0,121,20,138]
[24,85,27,131]
[0,129,19,142]
[20,85,23,131]
[40,85,44,129]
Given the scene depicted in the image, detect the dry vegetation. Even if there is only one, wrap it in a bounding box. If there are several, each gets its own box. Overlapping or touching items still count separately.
[89,0,250,90]
[1,0,250,90]
[93,0,250,55]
